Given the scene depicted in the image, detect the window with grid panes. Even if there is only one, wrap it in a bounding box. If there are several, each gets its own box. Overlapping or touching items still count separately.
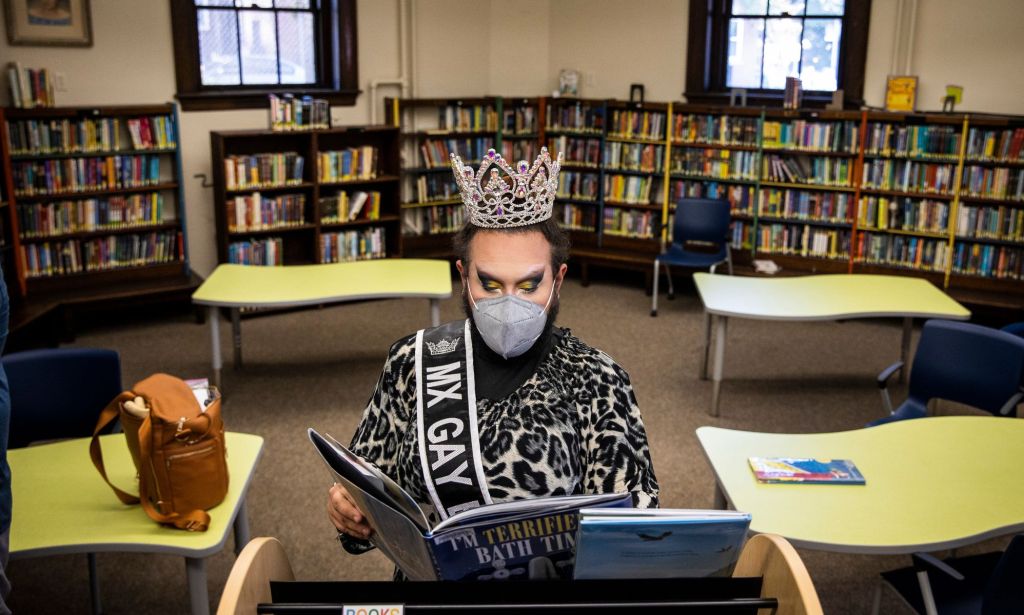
[171,0,358,111]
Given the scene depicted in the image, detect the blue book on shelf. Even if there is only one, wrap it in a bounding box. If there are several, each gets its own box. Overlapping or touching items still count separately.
[749,457,866,485]
[573,509,751,580]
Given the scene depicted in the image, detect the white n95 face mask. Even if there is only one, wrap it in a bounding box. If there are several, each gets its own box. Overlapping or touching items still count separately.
[469,283,555,359]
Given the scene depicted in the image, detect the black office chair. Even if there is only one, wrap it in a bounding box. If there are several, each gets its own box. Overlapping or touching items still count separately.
[872,535,1024,615]
[2,347,123,615]
[868,320,1024,426]
[650,197,733,317]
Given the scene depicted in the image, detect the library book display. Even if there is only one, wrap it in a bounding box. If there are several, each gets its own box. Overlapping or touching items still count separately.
[382,97,1023,310]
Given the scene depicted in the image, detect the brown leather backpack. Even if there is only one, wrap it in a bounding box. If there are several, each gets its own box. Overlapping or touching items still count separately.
[90,373,229,531]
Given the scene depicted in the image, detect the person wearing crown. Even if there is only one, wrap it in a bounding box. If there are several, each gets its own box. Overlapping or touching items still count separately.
[327,147,659,562]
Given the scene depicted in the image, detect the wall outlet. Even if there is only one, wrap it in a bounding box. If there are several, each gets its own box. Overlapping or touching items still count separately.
[54,72,68,92]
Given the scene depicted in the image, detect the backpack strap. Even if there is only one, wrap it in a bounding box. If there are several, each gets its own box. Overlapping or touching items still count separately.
[89,392,141,506]
[136,417,211,532]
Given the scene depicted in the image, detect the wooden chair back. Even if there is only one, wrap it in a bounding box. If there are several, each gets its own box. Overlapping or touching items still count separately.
[216,537,295,615]
[733,533,823,615]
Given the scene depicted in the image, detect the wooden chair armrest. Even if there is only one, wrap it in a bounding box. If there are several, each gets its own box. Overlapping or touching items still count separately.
[733,533,823,615]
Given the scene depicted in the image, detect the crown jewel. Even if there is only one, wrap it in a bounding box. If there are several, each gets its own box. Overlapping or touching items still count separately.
[450,147,562,228]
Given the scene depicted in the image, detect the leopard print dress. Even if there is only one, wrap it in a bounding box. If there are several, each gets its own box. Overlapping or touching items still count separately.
[348,325,659,530]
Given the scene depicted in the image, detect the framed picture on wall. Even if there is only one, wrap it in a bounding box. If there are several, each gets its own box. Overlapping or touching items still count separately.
[4,0,92,47]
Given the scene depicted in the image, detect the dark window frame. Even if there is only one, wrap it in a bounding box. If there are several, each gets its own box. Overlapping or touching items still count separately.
[685,0,871,108]
[170,0,360,112]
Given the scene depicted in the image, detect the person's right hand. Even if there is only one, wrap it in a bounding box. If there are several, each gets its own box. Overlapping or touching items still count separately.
[327,482,373,539]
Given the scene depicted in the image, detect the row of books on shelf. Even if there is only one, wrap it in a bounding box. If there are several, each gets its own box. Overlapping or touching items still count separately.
[757,189,852,222]
[964,126,1024,162]
[228,193,306,232]
[673,114,759,146]
[951,243,1022,279]
[604,142,664,173]
[605,174,658,205]
[762,120,858,153]
[317,147,377,183]
[12,155,162,196]
[671,149,758,181]
[268,93,330,131]
[228,237,282,266]
[957,204,1024,241]
[548,136,602,167]
[6,115,176,155]
[17,193,167,238]
[320,228,387,263]
[321,190,381,223]
[861,160,955,194]
[603,207,656,239]
[864,124,959,159]
[412,175,457,204]
[418,138,493,168]
[224,152,304,190]
[763,154,853,187]
[556,172,599,201]
[607,110,665,141]
[5,63,55,109]
[756,224,850,260]
[502,106,537,135]
[857,197,946,233]
[960,165,1024,201]
[557,204,596,232]
[402,206,464,236]
[500,140,540,165]
[436,104,497,132]
[20,230,181,278]
[545,103,604,133]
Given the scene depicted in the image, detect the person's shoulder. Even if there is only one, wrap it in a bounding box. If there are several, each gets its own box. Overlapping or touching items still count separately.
[555,328,630,380]
[384,319,465,363]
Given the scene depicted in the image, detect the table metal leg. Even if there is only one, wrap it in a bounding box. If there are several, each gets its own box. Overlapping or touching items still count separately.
[209,307,222,391]
[231,308,242,369]
[87,552,102,615]
[710,315,728,417]
[712,483,727,510]
[185,556,210,615]
[701,311,711,380]
[899,317,912,384]
[233,498,251,556]
[430,299,440,327]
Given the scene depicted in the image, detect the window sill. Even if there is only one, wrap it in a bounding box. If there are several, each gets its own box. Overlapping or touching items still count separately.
[684,91,864,110]
[176,89,361,112]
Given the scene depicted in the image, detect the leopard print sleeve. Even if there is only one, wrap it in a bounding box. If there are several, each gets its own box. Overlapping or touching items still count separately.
[582,345,660,509]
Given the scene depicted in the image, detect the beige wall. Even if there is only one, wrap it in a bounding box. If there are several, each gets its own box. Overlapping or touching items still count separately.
[2,0,1021,275]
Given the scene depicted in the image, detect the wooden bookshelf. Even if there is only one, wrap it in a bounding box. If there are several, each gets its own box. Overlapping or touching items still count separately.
[383,97,1024,307]
[0,104,198,333]
[210,125,402,267]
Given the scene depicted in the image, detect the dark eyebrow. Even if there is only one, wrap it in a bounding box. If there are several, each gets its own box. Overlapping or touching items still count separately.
[476,266,546,286]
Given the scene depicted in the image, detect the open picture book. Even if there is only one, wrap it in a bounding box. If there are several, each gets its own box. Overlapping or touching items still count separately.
[308,428,631,581]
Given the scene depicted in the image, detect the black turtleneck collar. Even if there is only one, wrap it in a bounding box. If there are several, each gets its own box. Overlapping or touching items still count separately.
[469,318,561,400]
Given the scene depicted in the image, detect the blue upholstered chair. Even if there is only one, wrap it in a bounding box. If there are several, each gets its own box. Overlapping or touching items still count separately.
[872,534,1024,615]
[1001,322,1024,339]
[1,347,122,615]
[2,348,123,448]
[869,320,1024,427]
[650,197,733,317]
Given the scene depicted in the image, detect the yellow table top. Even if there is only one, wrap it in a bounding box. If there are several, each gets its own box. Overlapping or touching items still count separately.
[191,259,453,307]
[696,417,1024,554]
[9,432,263,558]
[693,273,970,321]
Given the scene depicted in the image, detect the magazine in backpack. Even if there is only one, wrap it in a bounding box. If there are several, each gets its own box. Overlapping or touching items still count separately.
[309,428,631,581]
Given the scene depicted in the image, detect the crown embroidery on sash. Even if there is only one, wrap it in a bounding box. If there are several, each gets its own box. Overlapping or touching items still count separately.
[426,337,460,356]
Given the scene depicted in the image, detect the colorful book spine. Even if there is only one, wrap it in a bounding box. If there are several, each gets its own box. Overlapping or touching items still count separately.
[17,193,165,237]
[224,152,304,190]
[544,103,604,133]
[419,138,493,168]
[671,148,758,181]
[602,207,655,239]
[414,174,458,203]
[438,104,497,132]
[955,204,1024,241]
[761,120,859,153]
[959,165,1024,201]
[762,154,853,187]
[401,205,464,236]
[20,230,180,277]
[668,181,754,216]
[318,147,378,182]
[671,114,759,145]
[861,160,956,194]
[607,110,666,140]
[864,123,960,158]
[228,237,284,266]
[854,232,949,272]
[964,127,1024,162]
[604,142,664,173]
[501,106,537,135]
[757,224,850,260]
[547,136,602,167]
[228,192,306,232]
[320,190,381,223]
[320,227,386,263]
[268,93,330,131]
[557,172,600,201]
[758,189,852,223]
[500,140,539,165]
[856,196,949,233]
[952,243,1022,279]
[12,155,162,196]
[556,203,597,232]
[604,174,658,205]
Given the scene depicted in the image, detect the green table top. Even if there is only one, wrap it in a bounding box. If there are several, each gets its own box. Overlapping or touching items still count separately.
[9,432,263,558]
[693,273,970,321]
[191,260,453,307]
[696,417,1024,554]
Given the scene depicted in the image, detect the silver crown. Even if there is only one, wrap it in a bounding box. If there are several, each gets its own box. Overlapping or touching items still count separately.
[426,337,460,356]
[450,147,561,228]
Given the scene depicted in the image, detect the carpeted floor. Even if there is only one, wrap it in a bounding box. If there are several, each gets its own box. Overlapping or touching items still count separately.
[4,275,1010,614]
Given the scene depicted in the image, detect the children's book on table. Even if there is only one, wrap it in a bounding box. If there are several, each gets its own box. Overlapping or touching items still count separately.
[749,457,865,485]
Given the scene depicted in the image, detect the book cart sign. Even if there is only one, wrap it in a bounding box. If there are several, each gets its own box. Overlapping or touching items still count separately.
[4,0,93,47]
[343,607,403,615]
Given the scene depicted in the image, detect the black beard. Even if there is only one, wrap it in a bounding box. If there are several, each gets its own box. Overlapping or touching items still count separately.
[461,289,560,333]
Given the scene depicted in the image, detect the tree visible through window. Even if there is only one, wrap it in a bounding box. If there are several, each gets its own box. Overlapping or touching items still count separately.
[194,0,319,87]
[727,0,845,92]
